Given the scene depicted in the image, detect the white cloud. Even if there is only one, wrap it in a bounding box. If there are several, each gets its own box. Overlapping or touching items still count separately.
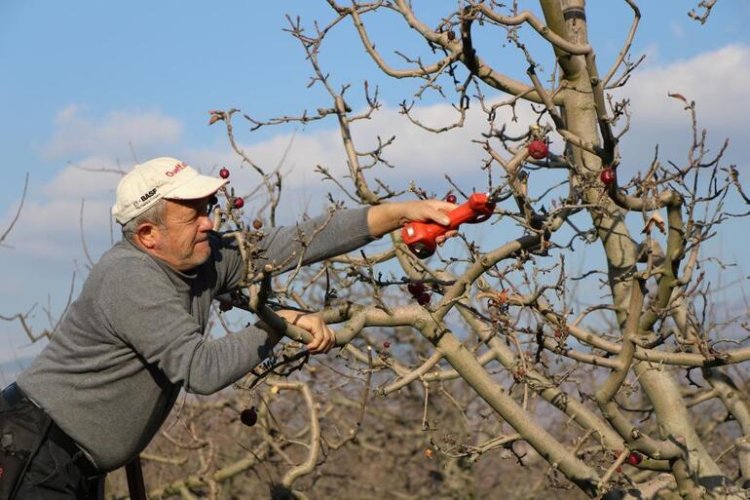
[42,157,125,199]
[6,196,114,259]
[610,44,749,173]
[616,44,749,129]
[0,108,178,261]
[43,105,182,159]
[1,162,126,263]
[185,99,539,201]
[640,43,661,66]
[353,100,537,170]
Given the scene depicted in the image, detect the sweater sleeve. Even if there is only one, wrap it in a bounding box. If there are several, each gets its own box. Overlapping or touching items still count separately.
[101,259,275,395]
[219,206,373,292]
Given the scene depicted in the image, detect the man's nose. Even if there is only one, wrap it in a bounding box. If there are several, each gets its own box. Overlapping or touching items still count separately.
[199,214,214,231]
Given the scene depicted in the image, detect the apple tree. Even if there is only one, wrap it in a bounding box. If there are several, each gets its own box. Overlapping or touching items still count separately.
[197,1,750,498]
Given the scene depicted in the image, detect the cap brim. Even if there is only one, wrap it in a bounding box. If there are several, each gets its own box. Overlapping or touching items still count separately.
[165,174,228,200]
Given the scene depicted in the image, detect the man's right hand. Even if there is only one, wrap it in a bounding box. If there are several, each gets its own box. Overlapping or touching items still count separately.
[367,199,458,239]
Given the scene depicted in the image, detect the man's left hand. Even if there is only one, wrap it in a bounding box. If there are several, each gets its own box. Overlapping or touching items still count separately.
[275,309,336,354]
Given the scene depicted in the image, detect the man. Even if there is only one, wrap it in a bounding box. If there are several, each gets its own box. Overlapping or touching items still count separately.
[0,157,454,498]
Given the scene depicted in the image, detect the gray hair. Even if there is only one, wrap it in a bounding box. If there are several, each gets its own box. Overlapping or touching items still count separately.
[121,198,168,242]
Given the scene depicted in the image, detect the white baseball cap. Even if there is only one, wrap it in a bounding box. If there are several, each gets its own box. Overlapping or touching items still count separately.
[112,157,228,225]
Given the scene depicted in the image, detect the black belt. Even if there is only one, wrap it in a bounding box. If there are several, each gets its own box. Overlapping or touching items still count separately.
[1,383,103,479]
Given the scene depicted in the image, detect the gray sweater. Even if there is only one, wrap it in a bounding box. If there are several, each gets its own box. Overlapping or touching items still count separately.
[18,208,372,471]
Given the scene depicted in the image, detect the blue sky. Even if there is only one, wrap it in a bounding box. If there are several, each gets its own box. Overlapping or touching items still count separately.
[1,1,749,369]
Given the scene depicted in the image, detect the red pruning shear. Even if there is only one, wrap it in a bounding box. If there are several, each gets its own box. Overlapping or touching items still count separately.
[401,192,499,259]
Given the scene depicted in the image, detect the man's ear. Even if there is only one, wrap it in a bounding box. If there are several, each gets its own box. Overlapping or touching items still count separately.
[136,223,159,249]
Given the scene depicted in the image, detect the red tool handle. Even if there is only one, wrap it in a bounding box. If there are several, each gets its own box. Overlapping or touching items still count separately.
[401,192,495,258]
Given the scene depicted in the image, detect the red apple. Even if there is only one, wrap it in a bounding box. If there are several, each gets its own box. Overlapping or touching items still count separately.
[234,197,245,209]
[407,282,426,296]
[219,167,230,179]
[528,139,549,160]
[416,292,431,305]
[445,194,457,204]
[627,452,642,466]
[240,407,257,427]
[600,167,616,186]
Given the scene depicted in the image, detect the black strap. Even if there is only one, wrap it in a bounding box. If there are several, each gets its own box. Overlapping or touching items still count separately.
[563,7,586,21]
[125,456,147,500]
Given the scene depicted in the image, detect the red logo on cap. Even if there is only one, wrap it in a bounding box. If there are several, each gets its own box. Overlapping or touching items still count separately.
[165,162,188,177]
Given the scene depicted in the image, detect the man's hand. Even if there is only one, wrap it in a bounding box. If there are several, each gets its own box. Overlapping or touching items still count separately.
[275,309,336,354]
[367,199,458,239]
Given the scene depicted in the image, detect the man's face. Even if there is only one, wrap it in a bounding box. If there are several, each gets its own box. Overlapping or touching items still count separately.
[150,197,214,271]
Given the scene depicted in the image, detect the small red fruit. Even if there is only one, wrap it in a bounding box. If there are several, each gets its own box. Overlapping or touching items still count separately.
[383,341,391,349]
[627,452,642,466]
[445,194,457,204]
[219,167,230,179]
[240,407,258,427]
[600,167,616,186]
[528,139,549,160]
[234,197,245,209]
[416,292,431,305]
[407,282,426,296]
[252,219,263,230]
